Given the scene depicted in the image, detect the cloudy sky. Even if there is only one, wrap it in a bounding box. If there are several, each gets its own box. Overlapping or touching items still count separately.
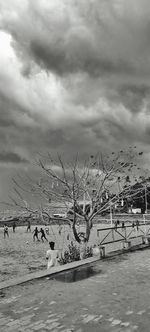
[0,0,150,202]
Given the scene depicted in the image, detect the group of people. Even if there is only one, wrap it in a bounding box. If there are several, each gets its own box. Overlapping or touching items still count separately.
[32,227,48,242]
[3,220,59,269]
[3,221,50,243]
[3,223,59,269]
[114,219,140,230]
[46,241,104,269]
[3,221,17,238]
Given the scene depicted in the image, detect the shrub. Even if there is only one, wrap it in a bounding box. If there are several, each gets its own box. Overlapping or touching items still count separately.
[58,241,93,265]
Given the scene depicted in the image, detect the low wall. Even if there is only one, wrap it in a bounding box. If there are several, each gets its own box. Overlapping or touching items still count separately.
[0,242,149,291]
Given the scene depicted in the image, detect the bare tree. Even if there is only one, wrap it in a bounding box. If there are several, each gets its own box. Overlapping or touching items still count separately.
[4,148,146,243]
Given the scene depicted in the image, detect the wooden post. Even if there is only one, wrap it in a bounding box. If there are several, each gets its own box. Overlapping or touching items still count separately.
[143,214,147,237]
[145,185,148,214]
[110,203,113,227]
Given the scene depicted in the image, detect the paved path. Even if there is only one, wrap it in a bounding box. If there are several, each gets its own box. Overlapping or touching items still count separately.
[1,249,150,331]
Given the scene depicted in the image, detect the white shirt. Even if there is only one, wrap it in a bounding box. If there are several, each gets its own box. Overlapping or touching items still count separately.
[46,249,59,269]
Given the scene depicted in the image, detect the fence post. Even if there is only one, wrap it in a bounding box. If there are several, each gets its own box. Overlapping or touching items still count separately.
[112,228,115,241]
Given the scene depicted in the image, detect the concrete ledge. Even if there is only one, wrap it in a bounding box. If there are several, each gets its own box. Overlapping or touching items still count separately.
[0,257,100,291]
[105,243,150,259]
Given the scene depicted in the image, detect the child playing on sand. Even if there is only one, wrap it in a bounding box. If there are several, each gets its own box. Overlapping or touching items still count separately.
[4,224,9,238]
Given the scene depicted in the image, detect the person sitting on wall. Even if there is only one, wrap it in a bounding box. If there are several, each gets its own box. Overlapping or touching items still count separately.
[92,244,100,257]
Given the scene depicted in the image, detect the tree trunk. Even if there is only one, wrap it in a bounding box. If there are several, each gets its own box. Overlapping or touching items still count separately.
[72,211,81,243]
[80,241,87,259]
[71,215,92,244]
[72,222,81,243]
[85,220,90,242]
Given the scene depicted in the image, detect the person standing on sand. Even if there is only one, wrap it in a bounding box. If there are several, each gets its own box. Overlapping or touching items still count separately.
[33,227,40,241]
[40,228,48,242]
[45,225,49,235]
[27,220,31,232]
[46,241,59,269]
[12,221,16,233]
[4,224,9,238]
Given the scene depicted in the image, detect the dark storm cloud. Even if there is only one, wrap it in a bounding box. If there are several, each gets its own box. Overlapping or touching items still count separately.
[1,0,150,202]
[0,92,30,128]
[0,93,17,126]
[1,0,150,77]
[29,39,134,76]
[0,151,28,164]
[116,84,150,113]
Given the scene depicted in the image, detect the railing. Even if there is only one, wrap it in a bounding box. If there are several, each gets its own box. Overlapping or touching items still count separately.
[95,213,150,224]
[97,222,150,250]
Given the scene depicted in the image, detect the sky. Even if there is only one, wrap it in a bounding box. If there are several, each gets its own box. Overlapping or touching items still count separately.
[0,0,150,202]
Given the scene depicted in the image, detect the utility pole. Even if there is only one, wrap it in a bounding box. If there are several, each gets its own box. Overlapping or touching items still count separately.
[143,214,147,237]
[145,185,148,214]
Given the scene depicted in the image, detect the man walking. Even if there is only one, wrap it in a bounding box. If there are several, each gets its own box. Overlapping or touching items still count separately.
[33,227,39,242]
[12,221,16,233]
[40,228,48,242]
[27,220,31,232]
